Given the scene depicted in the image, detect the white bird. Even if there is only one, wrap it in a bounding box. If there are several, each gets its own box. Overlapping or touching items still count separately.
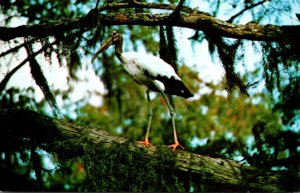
[91,31,193,151]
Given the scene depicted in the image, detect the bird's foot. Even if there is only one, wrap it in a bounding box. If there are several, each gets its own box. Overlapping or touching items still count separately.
[168,142,184,152]
[138,139,152,147]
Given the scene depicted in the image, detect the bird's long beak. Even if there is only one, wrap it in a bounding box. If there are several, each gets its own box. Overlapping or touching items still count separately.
[91,36,113,63]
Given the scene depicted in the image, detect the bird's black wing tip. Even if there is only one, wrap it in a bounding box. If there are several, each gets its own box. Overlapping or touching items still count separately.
[183,92,194,98]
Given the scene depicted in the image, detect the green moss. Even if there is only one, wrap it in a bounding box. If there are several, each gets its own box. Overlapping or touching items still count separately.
[50,135,186,191]
[82,142,184,191]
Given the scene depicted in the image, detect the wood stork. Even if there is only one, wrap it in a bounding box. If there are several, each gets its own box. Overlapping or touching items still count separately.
[91,31,193,151]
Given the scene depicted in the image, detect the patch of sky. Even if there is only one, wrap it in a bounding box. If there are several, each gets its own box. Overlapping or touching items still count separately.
[13,148,59,179]
[124,118,133,126]
[271,166,288,171]
[225,132,235,141]
[176,114,184,120]
[246,136,255,147]
[30,170,37,180]
[191,136,208,148]
[1,152,5,160]
[234,155,245,163]
[215,90,228,97]
[189,185,195,192]
[64,184,71,191]
[148,91,158,100]
[210,130,216,138]
[289,115,300,133]
[220,148,227,155]
[250,96,263,105]
[36,148,57,171]
[268,147,275,155]
[115,126,122,134]
[190,136,208,148]
[15,151,30,166]
[200,105,208,115]
[161,112,169,119]
[232,150,246,163]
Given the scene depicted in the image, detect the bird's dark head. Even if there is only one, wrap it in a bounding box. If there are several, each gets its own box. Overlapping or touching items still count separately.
[110,31,123,45]
[91,30,123,63]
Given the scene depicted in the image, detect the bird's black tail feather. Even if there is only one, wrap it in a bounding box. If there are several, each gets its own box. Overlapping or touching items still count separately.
[155,75,193,98]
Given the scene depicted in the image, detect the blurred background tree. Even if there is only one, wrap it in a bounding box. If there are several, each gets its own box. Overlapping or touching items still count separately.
[0,0,299,191]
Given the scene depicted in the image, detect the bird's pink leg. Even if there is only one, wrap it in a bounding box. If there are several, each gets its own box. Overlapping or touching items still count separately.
[138,138,152,147]
[168,117,184,151]
[138,90,153,147]
[138,118,152,147]
[161,92,184,152]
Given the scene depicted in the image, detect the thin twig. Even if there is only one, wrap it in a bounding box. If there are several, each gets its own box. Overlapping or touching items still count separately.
[171,0,186,16]
[0,40,57,94]
[0,37,40,58]
[227,0,267,23]
[95,0,100,9]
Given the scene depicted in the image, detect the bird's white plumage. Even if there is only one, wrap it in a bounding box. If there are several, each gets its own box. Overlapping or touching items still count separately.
[153,80,165,91]
[91,30,192,98]
[120,52,181,92]
[121,52,181,80]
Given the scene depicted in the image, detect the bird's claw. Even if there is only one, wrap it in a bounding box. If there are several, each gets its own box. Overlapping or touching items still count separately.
[168,143,184,152]
[138,139,152,147]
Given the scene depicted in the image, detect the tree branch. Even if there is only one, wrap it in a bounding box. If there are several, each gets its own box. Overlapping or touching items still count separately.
[99,1,199,14]
[227,0,268,23]
[0,11,299,42]
[0,109,297,192]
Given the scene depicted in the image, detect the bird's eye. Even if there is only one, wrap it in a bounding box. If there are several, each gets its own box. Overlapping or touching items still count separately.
[112,31,118,37]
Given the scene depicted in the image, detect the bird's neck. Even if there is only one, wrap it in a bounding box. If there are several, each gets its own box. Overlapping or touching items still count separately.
[115,41,123,62]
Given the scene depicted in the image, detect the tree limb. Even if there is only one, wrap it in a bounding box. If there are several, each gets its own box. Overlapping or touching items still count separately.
[0,11,299,42]
[0,109,297,192]
[99,1,199,14]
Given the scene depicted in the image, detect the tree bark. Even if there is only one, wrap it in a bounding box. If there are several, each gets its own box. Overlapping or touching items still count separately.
[0,109,297,192]
[0,9,299,42]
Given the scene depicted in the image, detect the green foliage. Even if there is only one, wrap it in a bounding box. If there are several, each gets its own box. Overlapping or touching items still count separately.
[275,76,300,126]
[261,41,300,95]
[0,87,40,110]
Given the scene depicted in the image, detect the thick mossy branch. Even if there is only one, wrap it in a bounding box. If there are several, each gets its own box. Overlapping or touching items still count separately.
[0,9,299,42]
[0,109,298,192]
